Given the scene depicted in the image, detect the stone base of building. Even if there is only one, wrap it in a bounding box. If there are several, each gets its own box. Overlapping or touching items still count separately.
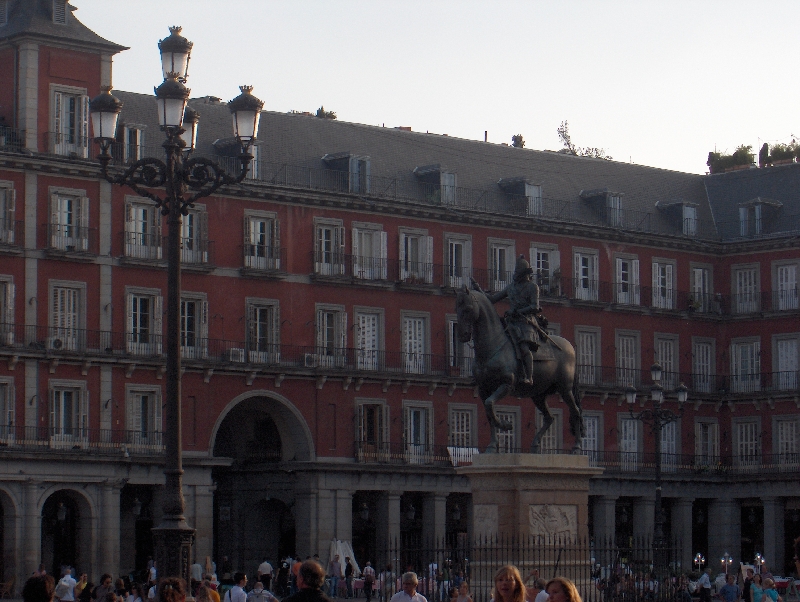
[458,453,603,540]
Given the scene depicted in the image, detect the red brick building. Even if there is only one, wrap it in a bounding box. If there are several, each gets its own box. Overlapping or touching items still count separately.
[0,0,798,589]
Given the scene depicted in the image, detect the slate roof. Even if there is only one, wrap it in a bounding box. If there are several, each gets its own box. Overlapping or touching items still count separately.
[0,0,126,52]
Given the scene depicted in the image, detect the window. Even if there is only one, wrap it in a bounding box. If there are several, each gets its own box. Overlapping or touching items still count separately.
[537,409,561,453]
[404,402,433,464]
[655,334,678,390]
[125,199,162,260]
[526,183,543,216]
[692,338,715,394]
[315,304,346,367]
[180,295,208,359]
[0,379,14,442]
[695,420,719,466]
[50,282,84,351]
[661,421,677,473]
[606,194,623,227]
[123,125,145,162]
[614,256,640,305]
[734,420,760,469]
[651,259,675,309]
[315,219,345,276]
[246,144,261,180]
[0,277,14,345]
[0,183,16,244]
[355,308,383,371]
[353,223,387,280]
[740,204,763,237]
[52,85,88,157]
[489,238,515,291]
[575,328,599,386]
[49,381,88,447]
[440,172,456,205]
[449,405,477,448]
[447,316,474,377]
[126,288,163,355]
[774,261,798,311]
[582,414,600,465]
[775,418,799,465]
[247,299,280,364]
[399,229,433,283]
[402,312,429,374]
[616,331,639,388]
[53,0,67,24]
[126,386,163,449]
[730,338,760,393]
[733,265,759,313]
[531,244,560,296]
[181,208,209,264]
[244,212,280,270]
[773,335,798,390]
[683,205,698,236]
[357,400,388,460]
[495,407,519,453]
[573,249,599,301]
[350,156,370,194]
[619,417,638,471]
[446,234,472,288]
[49,189,88,251]
[690,265,712,312]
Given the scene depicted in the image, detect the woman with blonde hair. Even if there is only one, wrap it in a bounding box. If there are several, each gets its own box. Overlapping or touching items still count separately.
[158,579,187,602]
[545,577,582,602]
[491,566,526,602]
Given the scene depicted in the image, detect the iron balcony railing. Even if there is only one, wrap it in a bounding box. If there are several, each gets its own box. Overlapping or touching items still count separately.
[45,131,90,159]
[575,449,800,475]
[0,425,163,454]
[44,223,98,254]
[121,230,164,261]
[354,441,480,467]
[242,244,286,272]
[0,125,25,152]
[0,218,23,248]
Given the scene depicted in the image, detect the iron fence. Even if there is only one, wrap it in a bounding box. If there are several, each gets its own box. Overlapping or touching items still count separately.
[0,425,163,454]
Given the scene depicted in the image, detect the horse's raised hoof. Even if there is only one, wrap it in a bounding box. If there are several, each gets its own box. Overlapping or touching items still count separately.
[485,443,498,454]
[530,443,541,454]
[571,444,583,455]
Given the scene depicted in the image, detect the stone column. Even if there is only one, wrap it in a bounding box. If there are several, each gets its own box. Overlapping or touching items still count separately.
[708,498,739,568]
[23,479,40,577]
[377,491,402,549]
[295,491,316,559]
[763,498,785,574]
[192,484,215,564]
[633,497,655,543]
[422,493,447,545]
[99,481,121,577]
[17,41,39,151]
[335,490,354,544]
[671,498,694,572]
[592,496,617,566]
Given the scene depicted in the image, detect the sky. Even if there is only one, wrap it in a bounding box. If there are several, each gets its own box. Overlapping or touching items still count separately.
[73,0,800,175]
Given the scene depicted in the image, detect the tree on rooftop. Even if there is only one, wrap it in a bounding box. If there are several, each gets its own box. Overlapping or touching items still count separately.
[316,106,337,120]
[511,134,525,148]
[557,120,612,160]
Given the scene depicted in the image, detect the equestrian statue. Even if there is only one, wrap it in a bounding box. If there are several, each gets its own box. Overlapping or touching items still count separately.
[456,255,585,454]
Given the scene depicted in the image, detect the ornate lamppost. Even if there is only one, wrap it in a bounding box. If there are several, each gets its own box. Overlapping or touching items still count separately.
[89,26,263,584]
[721,552,733,575]
[694,553,705,573]
[625,364,688,574]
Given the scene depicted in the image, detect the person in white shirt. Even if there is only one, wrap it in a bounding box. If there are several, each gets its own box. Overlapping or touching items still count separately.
[56,567,77,601]
[698,569,712,602]
[247,582,277,602]
[258,561,274,592]
[390,573,427,602]
[225,573,248,602]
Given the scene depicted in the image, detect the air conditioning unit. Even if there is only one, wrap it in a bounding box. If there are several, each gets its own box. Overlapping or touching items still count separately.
[225,348,246,363]
[303,353,318,368]
[47,337,64,350]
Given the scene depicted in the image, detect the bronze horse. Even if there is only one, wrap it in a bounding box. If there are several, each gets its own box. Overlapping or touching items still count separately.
[456,285,585,453]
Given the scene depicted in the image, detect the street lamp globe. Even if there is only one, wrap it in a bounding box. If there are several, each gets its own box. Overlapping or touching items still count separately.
[155,76,190,130]
[158,26,193,82]
[89,86,123,142]
[650,362,663,384]
[181,105,199,151]
[229,85,264,150]
[625,386,637,406]
[676,383,689,404]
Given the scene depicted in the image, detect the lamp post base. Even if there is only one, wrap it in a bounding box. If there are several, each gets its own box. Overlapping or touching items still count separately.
[152,518,195,585]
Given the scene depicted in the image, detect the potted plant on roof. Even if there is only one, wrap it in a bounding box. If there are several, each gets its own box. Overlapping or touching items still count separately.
[730,144,755,170]
[769,142,796,166]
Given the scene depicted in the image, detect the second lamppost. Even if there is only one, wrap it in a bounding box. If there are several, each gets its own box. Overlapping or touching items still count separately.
[89,26,263,584]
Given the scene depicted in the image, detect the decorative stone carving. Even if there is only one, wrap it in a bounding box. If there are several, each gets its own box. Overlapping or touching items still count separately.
[529,504,577,538]
[474,504,498,538]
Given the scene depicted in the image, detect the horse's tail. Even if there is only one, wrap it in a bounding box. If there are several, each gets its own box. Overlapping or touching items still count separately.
[572,373,586,438]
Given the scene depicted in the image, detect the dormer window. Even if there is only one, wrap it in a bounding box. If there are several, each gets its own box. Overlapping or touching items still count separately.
[322,152,371,194]
[0,0,8,26]
[53,0,67,24]
[413,164,456,205]
[606,194,622,226]
[580,189,624,227]
[122,125,145,162]
[739,197,782,237]
[655,200,699,236]
[683,205,698,236]
[497,177,542,216]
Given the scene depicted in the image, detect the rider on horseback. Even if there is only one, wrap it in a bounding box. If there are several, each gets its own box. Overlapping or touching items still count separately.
[484,254,545,385]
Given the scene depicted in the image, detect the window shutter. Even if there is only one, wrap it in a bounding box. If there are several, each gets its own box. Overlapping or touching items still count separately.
[338,311,347,352]
[199,211,209,254]
[424,235,434,283]
[349,157,359,193]
[631,259,640,304]
[352,227,360,276]
[5,382,15,428]
[591,254,599,288]
[399,233,407,280]
[50,388,56,432]
[365,159,371,193]
[272,219,281,269]
[615,258,623,286]
[753,340,761,374]
[665,263,674,307]
[357,403,365,442]
[53,91,63,141]
[379,231,388,279]
[80,95,89,155]
[200,300,209,340]
[314,224,322,260]
[336,226,345,274]
[247,303,257,352]
[573,252,580,283]
[154,393,162,438]
[3,189,15,241]
[154,295,163,355]
[315,309,323,351]
[426,407,434,447]
[243,216,252,246]
[79,389,89,437]
[403,406,411,446]
[271,303,281,347]
[127,392,140,433]
[125,292,135,353]
[710,423,719,458]
[79,196,89,250]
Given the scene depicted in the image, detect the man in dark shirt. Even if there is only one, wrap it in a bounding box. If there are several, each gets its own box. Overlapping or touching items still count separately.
[744,568,755,602]
[283,561,332,602]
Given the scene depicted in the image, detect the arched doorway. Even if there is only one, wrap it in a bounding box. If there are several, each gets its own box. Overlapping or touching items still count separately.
[41,490,91,576]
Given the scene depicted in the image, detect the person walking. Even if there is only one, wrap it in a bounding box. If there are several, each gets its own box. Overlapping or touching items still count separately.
[363,563,376,602]
[390,573,427,602]
[282,561,333,602]
[344,558,354,600]
[224,574,248,602]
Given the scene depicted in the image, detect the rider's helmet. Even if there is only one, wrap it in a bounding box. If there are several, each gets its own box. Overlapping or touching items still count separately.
[513,254,534,281]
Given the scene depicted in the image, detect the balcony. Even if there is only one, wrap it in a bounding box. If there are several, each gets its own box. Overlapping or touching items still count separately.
[576,450,800,476]
[0,218,23,251]
[242,243,286,274]
[0,125,25,152]
[45,131,89,159]
[44,223,98,256]
[354,441,479,467]
[0,425,163,455]
[122,230,163,262]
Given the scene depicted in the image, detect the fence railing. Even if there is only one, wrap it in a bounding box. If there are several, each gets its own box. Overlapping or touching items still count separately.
[0,425,163,454]
[575,450,800,475]
[0,125,26,152]
[44,222,98,254]
[0,218,23,247]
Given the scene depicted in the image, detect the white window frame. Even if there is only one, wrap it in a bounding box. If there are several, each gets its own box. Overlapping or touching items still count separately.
[661,420,678,473]
[125,384,163,450]
[488,238,515,291]
[537,408,562,453]
[123,124,145,162]
[246,143,261,180]
[0,181,16,244]
[246,298,280,364]
[354,306,384,371]
[244,210,280,271]
[772,416,799,467]
[526,183,543,216]
[732,417,761,470]
[49,379,88,448]
[0,377,15,443]
[691,337,715,394]
[49,186,89,251]
[51,83,88,157]
[575,326,600,386]
[682,204,698,236]
[772,333,799,391]
[403,399,434,464]
[315,303,347,367]
[614,255,640,305]
[654,333,679,390]
[772,259,799,311]
[401,311,430,375]
[495,405,520,454]
[314,218,345,276]
[651,258,676,309]
[740,204,763,237]
[349,156,371,194]
[573,248,599,301]
[730,337,761,393]
[440,171,456,205]
[445,233,472,288]
[399,227,433,283]
[606,194,623,227]
[352,221,387,280]
[49,280,85,351]
[124,196,162,260]
[180,292,208,360]
[695,419,720,466]
[615,330,640,388]
[689,263,713,313]
[181,206,209,264]
[530,243,560,297]
[356,398,389,461]
[448,403,478,448]
[581,412,602,466]
[619,415,640,471]
[732,263,760,314]
[0,276,15,345]
[126,286,163,356]
[446,314,474,378]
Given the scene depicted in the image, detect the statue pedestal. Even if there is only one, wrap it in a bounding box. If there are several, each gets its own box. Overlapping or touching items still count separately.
[457,453,602,540]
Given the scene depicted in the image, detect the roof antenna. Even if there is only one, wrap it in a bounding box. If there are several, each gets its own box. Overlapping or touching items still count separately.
[484,131,488,142]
